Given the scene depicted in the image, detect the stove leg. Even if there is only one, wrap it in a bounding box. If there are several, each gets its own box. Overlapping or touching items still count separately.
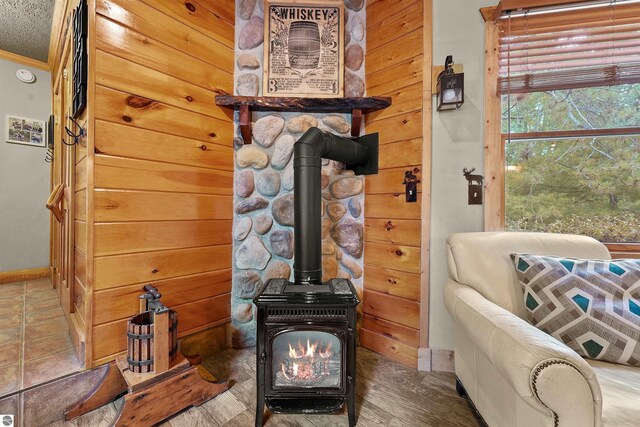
[347,381,356,426]
[256,388,265,427]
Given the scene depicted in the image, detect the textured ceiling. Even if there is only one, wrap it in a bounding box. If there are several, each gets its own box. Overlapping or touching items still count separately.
[0,0,55,62]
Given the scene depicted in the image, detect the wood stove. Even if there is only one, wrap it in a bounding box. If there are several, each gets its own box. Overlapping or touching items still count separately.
[253,128,378,426]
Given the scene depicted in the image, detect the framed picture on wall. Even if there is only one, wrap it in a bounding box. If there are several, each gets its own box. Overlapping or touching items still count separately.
[263,0,344,97]
[5,115,46,147]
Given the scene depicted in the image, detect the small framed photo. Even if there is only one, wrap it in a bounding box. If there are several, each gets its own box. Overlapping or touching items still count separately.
[6,115,46,147]
[263,0,344,98]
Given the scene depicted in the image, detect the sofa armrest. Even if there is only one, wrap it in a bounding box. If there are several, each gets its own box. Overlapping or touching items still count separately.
[444,279,603,427]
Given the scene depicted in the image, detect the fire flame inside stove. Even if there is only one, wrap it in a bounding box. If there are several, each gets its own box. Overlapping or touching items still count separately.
[281,339,333,381]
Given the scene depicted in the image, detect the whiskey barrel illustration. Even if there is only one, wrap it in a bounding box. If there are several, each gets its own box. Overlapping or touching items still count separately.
[287,21,321,69]
[126,310,178,373]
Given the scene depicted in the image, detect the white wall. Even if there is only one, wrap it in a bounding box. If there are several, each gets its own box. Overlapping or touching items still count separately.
[0,59,51,271]
[429,0,495,350]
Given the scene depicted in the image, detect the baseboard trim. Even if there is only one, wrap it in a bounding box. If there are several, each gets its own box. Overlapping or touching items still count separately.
[417,348,455,372]
[0,267,50,284]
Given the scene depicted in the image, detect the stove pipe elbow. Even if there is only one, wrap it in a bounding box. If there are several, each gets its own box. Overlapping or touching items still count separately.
[293,127,376,285]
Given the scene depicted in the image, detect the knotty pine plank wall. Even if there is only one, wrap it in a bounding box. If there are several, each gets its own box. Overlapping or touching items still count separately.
[363,0,427,368]
[89,0,235,367]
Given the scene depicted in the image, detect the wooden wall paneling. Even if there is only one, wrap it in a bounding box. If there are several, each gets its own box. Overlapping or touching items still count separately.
[484,20,504,232]
[364,241,421,274]
[95,0,234,71]
[75,189,87,221]
[94,245,232,290]
[364,266,420,301]
[92,294,231,360]
[94,220,232,256]
[367,0,420,28]
[366,29,423,76]
[75,156,87,191]
[365,166,422,195]
[366,82,423,122]
[360,329,418,367]
[364,219,421,246]
[94,155,233,195]
[378,139,423,169]
[94,16,232,94]
[94,85,233,145]
[362,315,420,347]
[0,49,49,71]
[137,0,234,47]
[94,120,233,171]
[366,57,423,98]
[94,190,232,222]
[420,0,434,351]
[75,220,87,254]
[366,0,423,52]
[366,110,423,145]
[93,269,232,325]
[362,291,420,329]
[95,50,231,121]
[365,194,422,220]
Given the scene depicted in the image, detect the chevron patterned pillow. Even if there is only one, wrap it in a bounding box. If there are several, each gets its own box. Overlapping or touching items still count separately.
[511,254,640,366]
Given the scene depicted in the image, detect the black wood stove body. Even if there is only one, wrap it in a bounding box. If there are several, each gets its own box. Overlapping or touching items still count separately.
[253,128,378,427]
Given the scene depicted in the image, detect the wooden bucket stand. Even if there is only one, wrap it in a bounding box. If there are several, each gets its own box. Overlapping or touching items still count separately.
[65,286,229,426]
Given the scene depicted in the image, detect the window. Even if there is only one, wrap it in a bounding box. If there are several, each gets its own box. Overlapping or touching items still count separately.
[483,1,640,248]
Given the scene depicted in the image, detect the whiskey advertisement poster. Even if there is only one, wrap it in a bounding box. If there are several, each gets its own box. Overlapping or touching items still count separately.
[263,0,344,97]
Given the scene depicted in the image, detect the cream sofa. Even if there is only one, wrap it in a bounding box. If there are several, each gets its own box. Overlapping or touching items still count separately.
[444,232,640,427]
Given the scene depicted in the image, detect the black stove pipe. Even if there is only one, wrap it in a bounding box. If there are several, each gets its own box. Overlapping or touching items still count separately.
[293,127,373,285]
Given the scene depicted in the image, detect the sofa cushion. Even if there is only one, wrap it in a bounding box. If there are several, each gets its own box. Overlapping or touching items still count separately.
[511,254,640,366]
[587,359,640,426]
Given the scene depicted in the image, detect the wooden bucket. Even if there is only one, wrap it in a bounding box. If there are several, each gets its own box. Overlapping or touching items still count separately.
[127,310,178,373]
[288,21,321,69]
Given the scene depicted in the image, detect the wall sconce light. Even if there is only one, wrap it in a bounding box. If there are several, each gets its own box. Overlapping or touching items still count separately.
[437,55,464,111]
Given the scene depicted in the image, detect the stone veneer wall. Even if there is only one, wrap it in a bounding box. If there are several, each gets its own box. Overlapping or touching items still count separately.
[231,0,367,347]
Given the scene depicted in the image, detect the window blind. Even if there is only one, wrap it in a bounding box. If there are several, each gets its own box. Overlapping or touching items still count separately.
[497,0,640,94]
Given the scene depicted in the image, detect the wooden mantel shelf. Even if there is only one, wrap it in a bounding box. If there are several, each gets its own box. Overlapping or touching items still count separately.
[215,95,392,143]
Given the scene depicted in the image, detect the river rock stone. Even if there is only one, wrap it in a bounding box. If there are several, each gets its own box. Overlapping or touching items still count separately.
[235,197,268,214]
[322,219,331,238]
[231,324,255,348]
[282,163,294,191]
[234,216,252,241]
[271,135,295,169]
[348,198,362,218]
[256,169,281,197]
[345,44,364,71]
[236,73,259,96]
[336,248,343,261]
[327,202,347,221]
[322,191,331,200]
[341,257,363,279]
[237,53,260,70]
[322,256,338,279]
[272,193,294,226]
[236,235,271,269]
[287,114,317,133]
[254,214,273,235]
[236,146,269,169]
[323,115,350,134]
[236,271,262,299]
[235,169,254,198]
[239,16,264,50]
[233,303,253,324]
[238,0,256,20]
[345,72,365,97]
[331,220,363,258]
[350,14,365,40]
[337,268,351,279]
[345,31,351,46]
[270,230,293,259]
[322,239,336,255]
[234,137,244,150]
[253,115,284,148]
[330,177,363,199]
[345,0,364,12]
[264,261,291,281]
[321,173,330,190]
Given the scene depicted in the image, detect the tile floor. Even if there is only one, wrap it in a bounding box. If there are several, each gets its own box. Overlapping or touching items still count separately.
[0,278,82,398]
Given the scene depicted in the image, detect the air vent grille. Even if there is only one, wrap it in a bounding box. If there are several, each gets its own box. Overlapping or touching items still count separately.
[267,308,347,320]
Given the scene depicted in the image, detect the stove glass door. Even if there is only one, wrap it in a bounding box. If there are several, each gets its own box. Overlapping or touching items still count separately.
[272,330,342,388]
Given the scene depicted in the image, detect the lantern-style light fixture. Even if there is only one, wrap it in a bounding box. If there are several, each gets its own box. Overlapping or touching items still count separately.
[437,55,464,111]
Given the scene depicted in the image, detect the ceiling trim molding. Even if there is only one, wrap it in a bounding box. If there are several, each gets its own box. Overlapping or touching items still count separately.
[0,49,49,71]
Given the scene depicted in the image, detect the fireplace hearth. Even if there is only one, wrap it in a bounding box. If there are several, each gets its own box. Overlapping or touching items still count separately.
[254,128,378,426]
